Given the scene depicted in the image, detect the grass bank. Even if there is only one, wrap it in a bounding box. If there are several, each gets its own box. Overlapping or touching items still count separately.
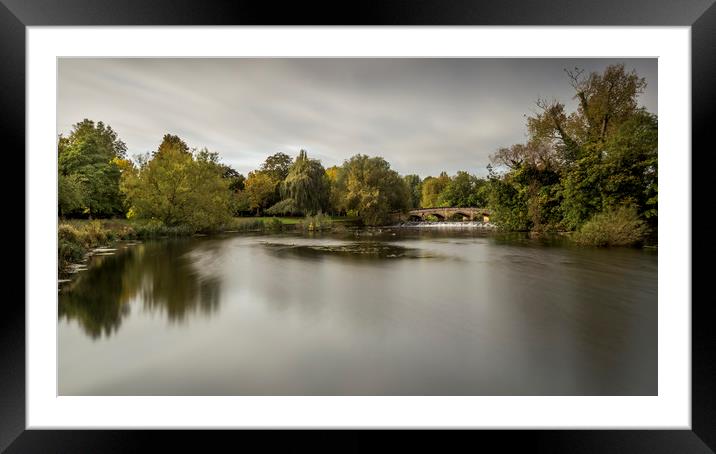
[58,219,198,273]
[58,215,361,273]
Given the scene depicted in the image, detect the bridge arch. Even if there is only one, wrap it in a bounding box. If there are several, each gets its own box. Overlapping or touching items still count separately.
[449,211,473,221]
[426,212,446,221]
[401,207,490,223]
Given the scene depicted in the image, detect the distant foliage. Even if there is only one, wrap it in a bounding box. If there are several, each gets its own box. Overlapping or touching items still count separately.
[403,174,422,209]
[437,171,488,208]
[261,152,293,181]
[420,172,450,208]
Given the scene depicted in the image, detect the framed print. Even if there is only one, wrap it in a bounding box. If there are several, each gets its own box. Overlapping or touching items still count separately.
[5,0,715,451]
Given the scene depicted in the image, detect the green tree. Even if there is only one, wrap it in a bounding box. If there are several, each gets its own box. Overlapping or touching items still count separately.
[120,140,232,230]
[341,154,410,225]
[58,173,85,217]
[403,174,422,209]
[488,142,563,231]
[58,119,127,217]
[218,164,245,192]
[233,190,251,214]
[487,63,656,236]
[485,165,531,231]
[281,150,330,215]
[420,172,450,208]
[261,152,293,181]
[437,171,488,207]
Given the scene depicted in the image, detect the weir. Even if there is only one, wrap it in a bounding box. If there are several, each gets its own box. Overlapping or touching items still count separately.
[393,207,491,223]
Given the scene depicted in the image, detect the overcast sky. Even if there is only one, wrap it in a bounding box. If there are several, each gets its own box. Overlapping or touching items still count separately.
[58,58,657,177]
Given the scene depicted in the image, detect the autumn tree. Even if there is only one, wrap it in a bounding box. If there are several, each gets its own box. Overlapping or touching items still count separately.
[340,154,410,225]
[244,171,279,214]
[420,172,450,208]
[325,165,346,215]
[486,63,656,237]
[120,140,232,230]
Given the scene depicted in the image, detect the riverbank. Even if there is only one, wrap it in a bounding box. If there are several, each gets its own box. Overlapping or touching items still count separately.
[58,215,360,274]
[59,212,654,276]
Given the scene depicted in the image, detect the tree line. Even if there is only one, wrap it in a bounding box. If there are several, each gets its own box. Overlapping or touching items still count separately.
[57,130,491,228]
[58,63,657,238]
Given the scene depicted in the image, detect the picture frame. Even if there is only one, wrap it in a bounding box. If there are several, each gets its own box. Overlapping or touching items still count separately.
[5,0,714,451]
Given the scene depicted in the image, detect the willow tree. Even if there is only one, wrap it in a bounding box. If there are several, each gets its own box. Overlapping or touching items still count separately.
[281,150,330,215]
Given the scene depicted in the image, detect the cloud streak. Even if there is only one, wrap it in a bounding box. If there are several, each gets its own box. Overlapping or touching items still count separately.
[58,58,657,177]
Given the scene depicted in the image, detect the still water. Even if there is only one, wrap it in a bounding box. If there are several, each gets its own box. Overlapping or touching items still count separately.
[58,229,657,395]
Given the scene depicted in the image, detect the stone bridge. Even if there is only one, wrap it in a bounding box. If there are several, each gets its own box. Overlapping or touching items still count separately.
[393,207,491,222]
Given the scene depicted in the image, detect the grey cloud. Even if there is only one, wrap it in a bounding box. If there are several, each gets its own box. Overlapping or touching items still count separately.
[58,58,657,178]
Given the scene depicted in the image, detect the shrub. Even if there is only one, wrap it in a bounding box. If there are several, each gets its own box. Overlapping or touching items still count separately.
[58,224,86,266]
[574,205,647,247]
[300,212,333,231]
[266,217,284,231]
[84,220,108,245]
[116,224,137,240]
[227,218,266,231]
[58,238,86,265]
[265,198,303,216]
[132,219,194,238]
[58,223,82,244]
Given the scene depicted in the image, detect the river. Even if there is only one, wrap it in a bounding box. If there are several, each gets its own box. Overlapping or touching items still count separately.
[58,229,657,395]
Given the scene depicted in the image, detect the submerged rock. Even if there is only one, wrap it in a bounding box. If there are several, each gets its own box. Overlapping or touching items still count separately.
[261,241,443,261]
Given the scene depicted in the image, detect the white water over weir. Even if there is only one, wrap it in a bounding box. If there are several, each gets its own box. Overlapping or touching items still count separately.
[395,221,498,229]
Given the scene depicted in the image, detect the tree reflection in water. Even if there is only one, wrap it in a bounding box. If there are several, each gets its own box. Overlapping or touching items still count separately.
[59,240,222,339]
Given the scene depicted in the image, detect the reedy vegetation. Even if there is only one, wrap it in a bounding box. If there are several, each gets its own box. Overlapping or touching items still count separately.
[58,64,657,251]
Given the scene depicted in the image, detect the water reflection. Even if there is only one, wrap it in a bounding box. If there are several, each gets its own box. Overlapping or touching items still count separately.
[58,231,657,395]
[260,240,445,261]
[59,240,222,339]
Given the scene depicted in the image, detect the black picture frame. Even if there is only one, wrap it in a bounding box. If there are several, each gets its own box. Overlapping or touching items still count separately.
[4,0,714,451]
